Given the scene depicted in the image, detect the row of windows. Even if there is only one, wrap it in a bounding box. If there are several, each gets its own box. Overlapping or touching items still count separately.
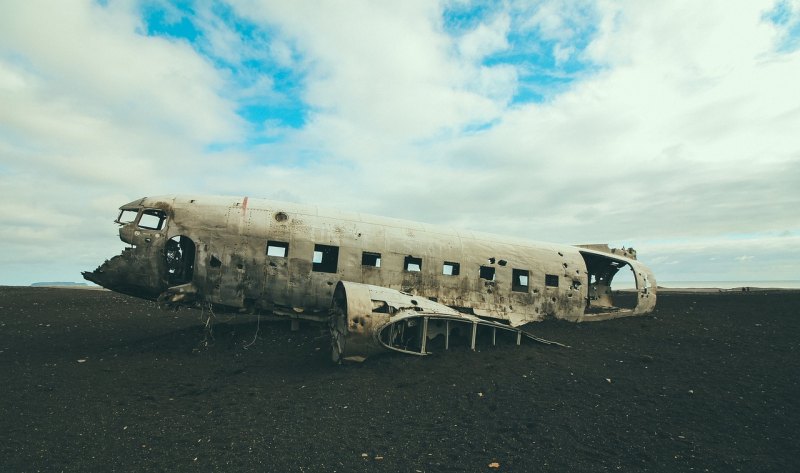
[266,240,562,293]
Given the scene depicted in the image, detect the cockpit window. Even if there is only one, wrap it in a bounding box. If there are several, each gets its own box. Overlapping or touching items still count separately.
[138,209,167,230]
[117,209,138,225]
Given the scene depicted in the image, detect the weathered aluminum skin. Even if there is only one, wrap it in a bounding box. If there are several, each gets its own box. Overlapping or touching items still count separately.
[84,195,657,358]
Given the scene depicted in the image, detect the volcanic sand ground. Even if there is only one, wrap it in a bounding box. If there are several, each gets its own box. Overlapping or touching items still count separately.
[0,287,798,472]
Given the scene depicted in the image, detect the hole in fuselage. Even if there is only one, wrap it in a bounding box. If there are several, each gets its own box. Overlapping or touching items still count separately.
[166,236,195,285]
[580,251,639,314]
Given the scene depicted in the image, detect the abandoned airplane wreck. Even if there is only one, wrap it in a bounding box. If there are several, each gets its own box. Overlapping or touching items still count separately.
[83,195,656,361]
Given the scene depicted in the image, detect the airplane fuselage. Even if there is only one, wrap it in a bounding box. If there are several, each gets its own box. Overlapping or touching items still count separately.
[84,195,656,359]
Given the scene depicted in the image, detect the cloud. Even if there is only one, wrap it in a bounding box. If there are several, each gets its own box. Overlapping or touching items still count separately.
[228,0,513,142]
[1,0,799,285]
[0,0,246,283]
[456,11,510,61]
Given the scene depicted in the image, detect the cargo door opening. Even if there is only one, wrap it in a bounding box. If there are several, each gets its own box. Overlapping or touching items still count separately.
[580,251,638,314]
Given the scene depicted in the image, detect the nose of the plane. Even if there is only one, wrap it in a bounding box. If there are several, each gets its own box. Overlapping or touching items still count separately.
[81,265,124,292]
[81,253,163,300]
[81,270,102,286]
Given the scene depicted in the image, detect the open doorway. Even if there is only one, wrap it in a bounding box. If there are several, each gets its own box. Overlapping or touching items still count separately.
[580,251,638,313]
[165,236,195,285]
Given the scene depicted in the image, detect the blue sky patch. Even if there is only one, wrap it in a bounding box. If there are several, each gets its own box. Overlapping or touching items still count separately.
[442,0,504,34]
[764,0,800,51]
[141,1,200,41]
[444,1,600,105]
[138,1,309,137]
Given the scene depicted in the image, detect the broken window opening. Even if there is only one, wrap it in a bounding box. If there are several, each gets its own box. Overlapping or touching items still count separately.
[313,244,339,273]
[512,269,529,292]
[165,235,195,285]
[138,209,167,231]
[266,240,289,257]
[404,256,422,272]
[479,265,496,281]
[209,255,222,268]
[443,262,460,276]
[362,251,381,268]
[545,274,559,287]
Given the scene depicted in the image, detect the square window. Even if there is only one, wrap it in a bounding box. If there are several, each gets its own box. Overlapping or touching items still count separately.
[479,265,496,281]
[512,269,529,292]
[362,252,381,267]
[138,209,167,230]
[404,256,422,272]
[267,241,289,257]
[545,274,559,287]
[443,261,460,276]
[117,209,138,225]
[313,244,339,273]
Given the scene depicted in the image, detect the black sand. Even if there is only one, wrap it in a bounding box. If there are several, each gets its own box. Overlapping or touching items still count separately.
[1,287,798,472]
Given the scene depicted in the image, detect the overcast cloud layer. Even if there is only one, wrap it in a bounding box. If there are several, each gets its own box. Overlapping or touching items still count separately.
[1,0,799,285]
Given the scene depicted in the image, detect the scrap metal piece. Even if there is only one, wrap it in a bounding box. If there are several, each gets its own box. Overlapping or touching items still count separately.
[329,281,564,362]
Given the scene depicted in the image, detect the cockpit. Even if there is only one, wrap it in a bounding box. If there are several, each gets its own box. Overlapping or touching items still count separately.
[82,199,188,300]
[116,207,168,231]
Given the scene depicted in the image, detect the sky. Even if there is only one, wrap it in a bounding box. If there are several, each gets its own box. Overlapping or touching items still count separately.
[1,0,799,286]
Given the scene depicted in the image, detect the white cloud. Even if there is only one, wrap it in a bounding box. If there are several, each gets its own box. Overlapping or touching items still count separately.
[456,12,510,61]
[0,0,246,283]
[2,1,242,140]
[230,0,510,141]
[1,0,799,285]
[521,0,596,41]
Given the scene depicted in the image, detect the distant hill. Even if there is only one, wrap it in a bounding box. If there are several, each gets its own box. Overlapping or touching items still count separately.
[31,282,89,287]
